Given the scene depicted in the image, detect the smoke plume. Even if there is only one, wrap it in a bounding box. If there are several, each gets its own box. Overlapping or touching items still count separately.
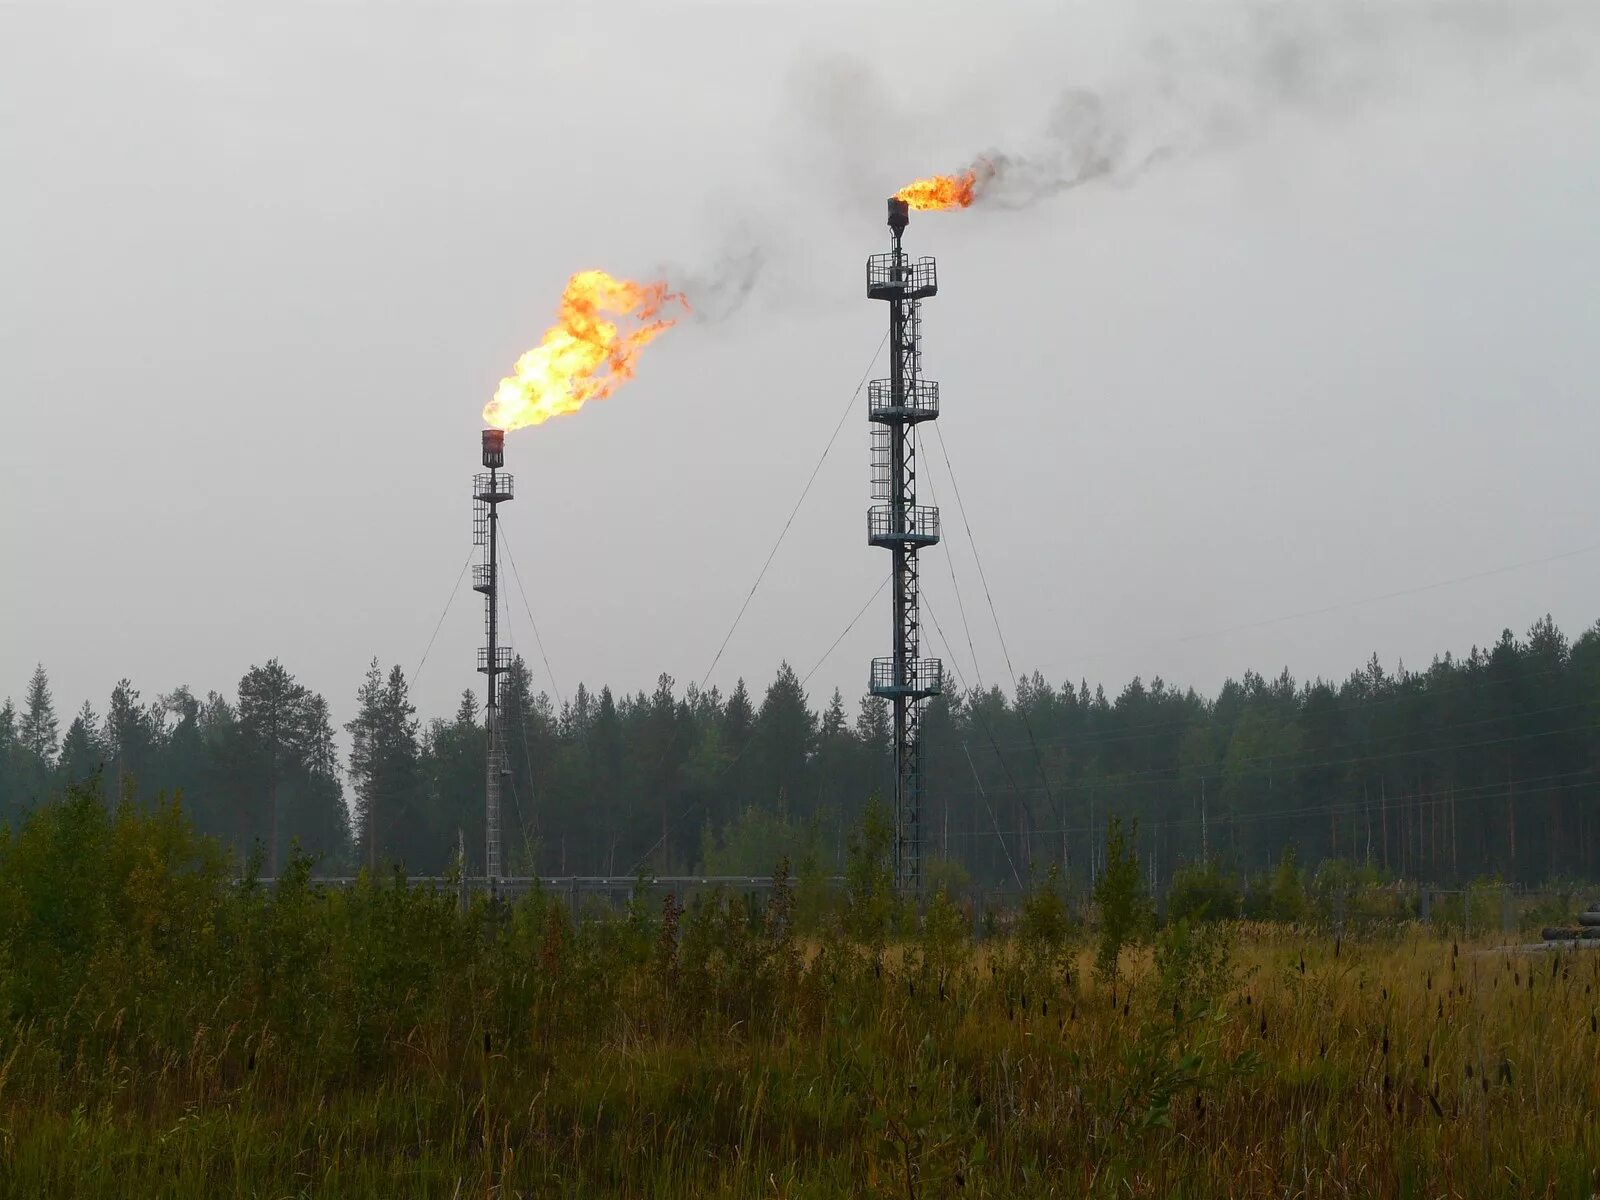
[804,0,1599,212]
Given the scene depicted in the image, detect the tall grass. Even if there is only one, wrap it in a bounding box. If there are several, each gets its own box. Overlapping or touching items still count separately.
[1,787,1597,1197]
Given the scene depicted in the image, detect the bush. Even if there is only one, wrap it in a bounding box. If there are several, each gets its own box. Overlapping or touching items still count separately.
[1019,863,1073,950]
[1093,815,1153,984]
[1153,917,1239,1014]
[1167,860,1243,925]
[1243,847,1308,923]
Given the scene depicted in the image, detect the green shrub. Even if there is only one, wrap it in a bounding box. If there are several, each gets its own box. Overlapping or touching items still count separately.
[1093,815,1153,985]
[1167,860,1243,925]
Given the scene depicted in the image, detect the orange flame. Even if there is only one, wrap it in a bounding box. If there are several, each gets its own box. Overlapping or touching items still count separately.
[894,159,995,211]
[483,270,687,432]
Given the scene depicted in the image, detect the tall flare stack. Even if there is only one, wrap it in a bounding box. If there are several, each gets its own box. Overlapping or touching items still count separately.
[867,198,944,895]
[473,430,514,887]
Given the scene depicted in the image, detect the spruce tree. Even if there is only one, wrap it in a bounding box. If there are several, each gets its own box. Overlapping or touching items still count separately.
[19,665,58,763]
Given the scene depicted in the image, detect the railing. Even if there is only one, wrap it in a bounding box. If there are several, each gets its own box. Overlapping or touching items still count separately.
[867,378,939,423]
[472,471,515,502]
[870,656,943,697]
[477,646,513,673]
[866,253,937,297]
[472,564,495,592]
[868,504,940,545]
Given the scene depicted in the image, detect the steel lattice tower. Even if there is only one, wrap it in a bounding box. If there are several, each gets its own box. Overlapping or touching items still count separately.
[867,198,943,894]
[473,429,514,887]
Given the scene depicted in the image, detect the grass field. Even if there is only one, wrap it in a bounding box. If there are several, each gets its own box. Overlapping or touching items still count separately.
[2,793,1598,1198]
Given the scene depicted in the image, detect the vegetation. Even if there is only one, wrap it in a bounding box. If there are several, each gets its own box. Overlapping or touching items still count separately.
[2,788,1598,1197]
[3,613,1599,889]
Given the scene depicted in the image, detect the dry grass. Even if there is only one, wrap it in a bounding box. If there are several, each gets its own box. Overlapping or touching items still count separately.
[2,795,1598,1197]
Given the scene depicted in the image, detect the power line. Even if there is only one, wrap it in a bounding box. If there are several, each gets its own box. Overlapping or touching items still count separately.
[966,662,1589,758]
[942,766,1600,842]
[698,330,890,691]
[1177,541,1600,644]
[977,711,1600,798]
[1045,540,1600,670]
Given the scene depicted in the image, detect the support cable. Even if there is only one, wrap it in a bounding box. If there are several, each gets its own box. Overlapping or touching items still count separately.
[920,458,984,693]
[410,551,474,689]
[494,580,535,865]
[962,743,1024,890]
[923,591,1042,867]
[931,423,1063,847]
[802,576,889,688]
[498,518,565,709]
[628,573,889,874]
[698,330,890,691]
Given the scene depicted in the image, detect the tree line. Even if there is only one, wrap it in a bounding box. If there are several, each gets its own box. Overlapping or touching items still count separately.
[2,614,1597,887]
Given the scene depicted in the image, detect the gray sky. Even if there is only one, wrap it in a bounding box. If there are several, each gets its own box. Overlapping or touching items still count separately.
[4,0,1599,737]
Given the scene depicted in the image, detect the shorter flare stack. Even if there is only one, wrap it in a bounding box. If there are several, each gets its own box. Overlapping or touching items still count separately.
[473,430,514,886]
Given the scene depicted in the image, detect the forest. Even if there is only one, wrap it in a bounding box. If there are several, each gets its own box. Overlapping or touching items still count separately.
[2,613,1597,888]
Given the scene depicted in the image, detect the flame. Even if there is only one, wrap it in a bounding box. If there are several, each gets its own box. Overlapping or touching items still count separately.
[483,269,687,432]
[894,159,996,211]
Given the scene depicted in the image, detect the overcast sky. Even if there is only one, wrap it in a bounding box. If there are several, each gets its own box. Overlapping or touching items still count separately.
[4,0,1599,737]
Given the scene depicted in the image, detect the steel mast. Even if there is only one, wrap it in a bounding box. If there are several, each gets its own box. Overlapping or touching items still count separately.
[866,198,943,894]
[474,429,515,888]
